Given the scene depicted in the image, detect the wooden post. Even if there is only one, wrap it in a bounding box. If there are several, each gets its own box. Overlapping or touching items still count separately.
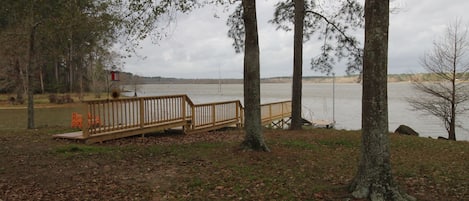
[236,102,240,127]
[191,106,195,130]
[211,104,216,127]
[281,102,285,128]
[139,98,144,128]
[240,103,244,128]
[82,103,89,138]
[269,104,273,123]
[181,96,187,131]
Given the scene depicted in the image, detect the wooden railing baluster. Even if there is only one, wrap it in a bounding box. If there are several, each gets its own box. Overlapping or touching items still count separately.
[67,95,291,142]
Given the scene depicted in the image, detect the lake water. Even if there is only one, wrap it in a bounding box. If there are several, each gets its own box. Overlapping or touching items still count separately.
[127,82,469,141]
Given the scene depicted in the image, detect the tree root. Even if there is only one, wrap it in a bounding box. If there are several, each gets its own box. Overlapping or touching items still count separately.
[240,140,270,152]
[350,181,416,201]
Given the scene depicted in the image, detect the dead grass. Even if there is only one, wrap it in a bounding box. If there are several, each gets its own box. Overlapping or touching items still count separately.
[0,126,468,201]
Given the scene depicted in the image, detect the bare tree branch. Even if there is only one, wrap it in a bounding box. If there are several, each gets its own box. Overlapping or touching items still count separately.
[409,20,469,140]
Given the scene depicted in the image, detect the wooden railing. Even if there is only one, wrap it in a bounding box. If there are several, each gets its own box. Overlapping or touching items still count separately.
[78,95,291,138]
[189,100,243,132]
[261,101,292,125]
[82,95,189,137]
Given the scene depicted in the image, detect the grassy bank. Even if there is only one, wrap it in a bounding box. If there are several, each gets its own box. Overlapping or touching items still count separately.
[0,127,468,200]
[0,93,108,130]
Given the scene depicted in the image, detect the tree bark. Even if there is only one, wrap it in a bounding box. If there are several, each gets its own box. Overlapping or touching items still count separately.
[15,59,25,103]
[290,0,305,130]
[27,22,40,129]
[350,0,414,200]
[39,65,45,94]
[55,59,59,93]
[69,33,74,94]
[449,60,457,140]
[240,0,269,152]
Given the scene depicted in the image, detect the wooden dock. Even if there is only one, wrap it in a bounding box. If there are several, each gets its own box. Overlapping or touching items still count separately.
[54,95,292,144]
[312,120,335,129]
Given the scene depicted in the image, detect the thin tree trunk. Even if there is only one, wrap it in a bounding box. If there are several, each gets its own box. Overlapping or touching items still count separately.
[290,0,305,130]
[240,0,269,152]
[450,81,456,140]
[15,59,25,103]
[89,54,94,96]
[350,0,414,200]
[27,22,40,129]
[449,52,457,140]
[78,57,84,101]
[55,59,59,93]
[69,37,73,94]
[68,0,74,94]
[39,65,45,94]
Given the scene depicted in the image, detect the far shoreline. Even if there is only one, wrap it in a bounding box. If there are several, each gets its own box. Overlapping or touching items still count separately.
[127,74,421,85]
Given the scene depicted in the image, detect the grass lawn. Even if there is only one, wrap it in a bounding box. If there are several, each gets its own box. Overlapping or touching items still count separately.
[0,94,468,200]
[0,126,468,201]
[0,93,107,130]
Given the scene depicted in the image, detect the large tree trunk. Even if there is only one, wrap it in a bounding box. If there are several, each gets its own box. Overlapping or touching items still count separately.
[290,0,305,130]
[240,0,269,152]
[349,0,414,200]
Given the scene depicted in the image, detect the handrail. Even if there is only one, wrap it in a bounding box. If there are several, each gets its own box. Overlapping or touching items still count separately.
[78,95,292,137]
[190,100,242,131]
[82,95,189,136]
[261,101,292,125]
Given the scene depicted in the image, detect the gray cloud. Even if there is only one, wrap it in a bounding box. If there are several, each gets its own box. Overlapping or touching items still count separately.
[388,0,469,74]
[122,0,469,78]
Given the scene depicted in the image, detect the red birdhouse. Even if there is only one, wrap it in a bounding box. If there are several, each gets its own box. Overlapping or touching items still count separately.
[110,71,120,81]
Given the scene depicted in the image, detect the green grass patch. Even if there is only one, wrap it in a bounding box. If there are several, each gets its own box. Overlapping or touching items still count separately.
[280,140,318,150]
[318,138,356,148]
[55,144,117,156]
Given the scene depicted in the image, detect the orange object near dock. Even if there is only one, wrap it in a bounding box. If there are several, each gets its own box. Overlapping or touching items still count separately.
[71,112,101,128]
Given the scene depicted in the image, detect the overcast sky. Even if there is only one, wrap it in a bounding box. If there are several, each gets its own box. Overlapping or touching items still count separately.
[121,0,469,79]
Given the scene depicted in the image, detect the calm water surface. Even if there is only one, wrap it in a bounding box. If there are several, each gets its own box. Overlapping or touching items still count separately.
[130,83,469,141]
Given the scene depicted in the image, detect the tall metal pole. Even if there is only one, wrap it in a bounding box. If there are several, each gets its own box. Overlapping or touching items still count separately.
[332,73,336,123]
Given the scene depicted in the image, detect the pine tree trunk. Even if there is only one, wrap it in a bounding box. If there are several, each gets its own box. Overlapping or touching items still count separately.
[290,0,305,130]
[240,0,269,152]
[350,0,414,200]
